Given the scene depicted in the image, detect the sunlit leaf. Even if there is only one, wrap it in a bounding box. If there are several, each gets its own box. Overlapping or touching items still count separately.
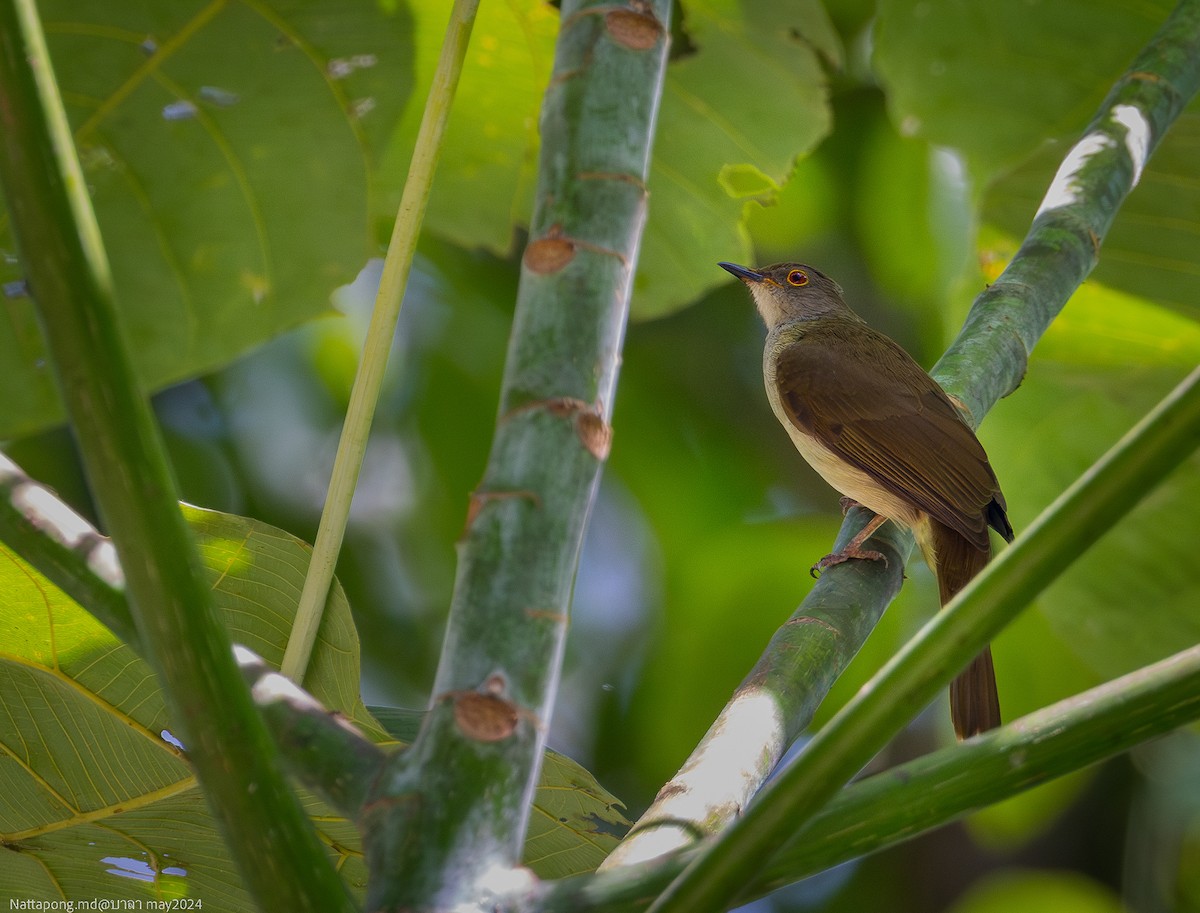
[0,505,627,902]
[636,0,840,317]
[0,506,383,906]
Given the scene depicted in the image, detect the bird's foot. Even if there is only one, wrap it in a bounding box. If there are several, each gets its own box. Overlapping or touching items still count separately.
[810,543,888,578]
[837,496,859,516]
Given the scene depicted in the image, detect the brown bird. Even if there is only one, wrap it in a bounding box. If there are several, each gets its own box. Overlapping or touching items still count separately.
[721,260,1014,738]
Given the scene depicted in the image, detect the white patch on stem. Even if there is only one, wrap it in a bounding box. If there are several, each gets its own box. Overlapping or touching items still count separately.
[1036,104,1152,218]
[233,645,324,711]
[599,689,785,868]
[1112,103,1150,186]
[1035,132,1113,217]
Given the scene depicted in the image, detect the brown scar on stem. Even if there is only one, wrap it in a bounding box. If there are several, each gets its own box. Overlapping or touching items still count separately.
[523,224,629,274]
[576,410,613,459]
[524,607,568,624]
[464,489,542,530]
[524,226,576,273]
[605,4,665,51]
[785,615,840,636]
[501,397,613,460]
[436,674,544,743]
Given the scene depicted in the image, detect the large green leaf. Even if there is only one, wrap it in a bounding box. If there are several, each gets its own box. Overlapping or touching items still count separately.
[875,0,1200,321]
[377,0,838,319]
[0,506,627,904]
[377,0,556,252]
[983,106,1200,321]
[635,0,840,316]
[0,507,381,906]
[873,0,1171,181]
[0,0,414,438]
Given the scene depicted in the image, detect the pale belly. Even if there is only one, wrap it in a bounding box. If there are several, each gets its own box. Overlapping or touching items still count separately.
[765,381,923,531]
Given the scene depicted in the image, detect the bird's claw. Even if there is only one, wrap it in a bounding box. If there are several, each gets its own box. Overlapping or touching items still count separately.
[809,546,888,579]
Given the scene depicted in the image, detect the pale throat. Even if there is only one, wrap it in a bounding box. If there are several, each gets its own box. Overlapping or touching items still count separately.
[749,283,790,330]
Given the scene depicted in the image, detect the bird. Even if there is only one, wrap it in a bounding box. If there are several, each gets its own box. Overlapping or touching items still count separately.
[720,260,1014,739]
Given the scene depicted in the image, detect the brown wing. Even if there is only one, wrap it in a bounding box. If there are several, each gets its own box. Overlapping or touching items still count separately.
[774,320,1005,551]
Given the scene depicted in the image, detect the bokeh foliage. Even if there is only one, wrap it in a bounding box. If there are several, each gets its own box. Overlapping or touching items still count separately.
[2,0,1199,909]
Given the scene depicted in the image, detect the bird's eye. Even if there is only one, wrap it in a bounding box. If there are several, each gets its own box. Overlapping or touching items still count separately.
[786,269,809,287]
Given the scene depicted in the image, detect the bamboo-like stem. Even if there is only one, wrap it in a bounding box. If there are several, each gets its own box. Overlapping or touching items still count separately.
[608,0,1200,875]
[359,2,672,909]
[0,3,355,910]
[235,647,386,817]
[0,453,136,645]
[282,0,482,684]
[537,642,1200,912]
[648,361,1200,910]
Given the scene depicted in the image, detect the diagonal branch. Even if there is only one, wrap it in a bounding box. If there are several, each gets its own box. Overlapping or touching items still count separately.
[537,639,1200,912]
[648,362,1200,912]
[606,0,1200,878]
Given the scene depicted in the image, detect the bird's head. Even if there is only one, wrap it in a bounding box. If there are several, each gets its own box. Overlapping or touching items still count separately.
[718,261,849,329]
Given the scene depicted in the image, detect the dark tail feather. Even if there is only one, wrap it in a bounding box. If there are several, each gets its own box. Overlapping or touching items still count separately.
[930,519,1001,739]
[950,646,1001,739]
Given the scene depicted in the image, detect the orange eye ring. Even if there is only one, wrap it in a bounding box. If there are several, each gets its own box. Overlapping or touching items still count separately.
[786,269,809,287]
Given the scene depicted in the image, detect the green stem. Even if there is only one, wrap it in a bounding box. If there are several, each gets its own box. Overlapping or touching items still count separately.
[360,2,672,909]
[538,642,1200,913]
[282,0,481,684]
[649,364,1200,911]
[236,647,386,817]
[0,453,137,645]
[0,3,354,910]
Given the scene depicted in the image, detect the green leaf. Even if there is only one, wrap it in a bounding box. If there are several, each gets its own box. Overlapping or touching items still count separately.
[876,0,1200,320]
[983,107,1200,321]
[377,0,838,320]
[873,0,1172,181]
[524,749,629,878]
[377,0,556,252]
[0,0,414,438]
[0,505,626,903]
[635,0,839,317]
[0,506,383,906]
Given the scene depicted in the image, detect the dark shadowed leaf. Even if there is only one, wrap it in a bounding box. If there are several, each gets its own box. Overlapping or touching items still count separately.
[0,0,413,437]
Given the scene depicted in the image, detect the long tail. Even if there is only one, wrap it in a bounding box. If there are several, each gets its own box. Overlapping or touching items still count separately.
[929,519,1001,739]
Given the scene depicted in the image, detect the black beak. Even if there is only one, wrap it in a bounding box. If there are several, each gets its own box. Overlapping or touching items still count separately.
[718,261,764,283]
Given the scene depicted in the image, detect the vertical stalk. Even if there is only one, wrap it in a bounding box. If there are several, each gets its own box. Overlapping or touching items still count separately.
[283,0,481,683]
[360,2,672,909]
[0,3,353,909]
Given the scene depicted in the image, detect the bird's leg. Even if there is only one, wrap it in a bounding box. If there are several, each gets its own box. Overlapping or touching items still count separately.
[811,511,889,577]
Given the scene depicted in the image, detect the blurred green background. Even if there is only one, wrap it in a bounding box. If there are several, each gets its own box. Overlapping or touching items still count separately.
[3,0,1200,910]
